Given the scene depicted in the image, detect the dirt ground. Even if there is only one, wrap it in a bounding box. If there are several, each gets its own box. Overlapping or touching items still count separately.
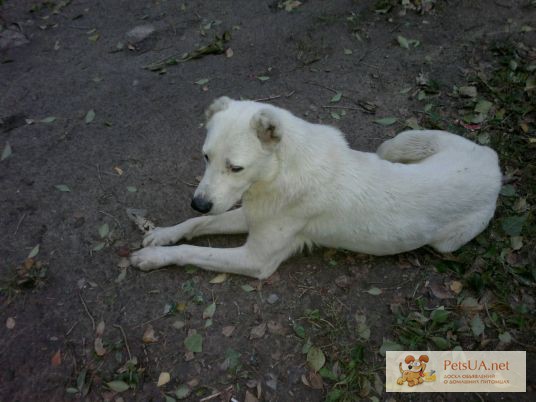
[1,0,535,401]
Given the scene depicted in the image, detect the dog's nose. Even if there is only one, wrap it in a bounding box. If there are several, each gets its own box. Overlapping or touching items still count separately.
[191,196,213,214]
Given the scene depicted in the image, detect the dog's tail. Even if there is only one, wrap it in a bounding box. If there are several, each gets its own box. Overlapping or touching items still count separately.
[377,130,442,163]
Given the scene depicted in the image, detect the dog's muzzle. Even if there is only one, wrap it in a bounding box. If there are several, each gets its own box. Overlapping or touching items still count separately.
[191,196,213,214]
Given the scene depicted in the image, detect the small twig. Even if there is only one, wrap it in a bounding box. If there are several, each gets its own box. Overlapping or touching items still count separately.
[233,301,241,317]
[254,90,296,102]
[78,291,95,330]
[321,105,361,111]
[177,178,198,188]
[14,213,26,235]
[133,314,167,329]
[199,386,234,402]
[65,320,79,336]
[113,324,133,361]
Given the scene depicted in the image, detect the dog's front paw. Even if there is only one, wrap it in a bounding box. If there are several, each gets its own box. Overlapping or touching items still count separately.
[130,247,170,271]
[143,227,179,247]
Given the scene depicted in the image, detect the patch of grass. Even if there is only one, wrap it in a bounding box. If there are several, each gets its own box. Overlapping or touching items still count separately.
[0,258,47,302]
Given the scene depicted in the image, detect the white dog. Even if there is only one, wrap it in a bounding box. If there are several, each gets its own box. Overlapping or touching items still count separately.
[130,97,502,279]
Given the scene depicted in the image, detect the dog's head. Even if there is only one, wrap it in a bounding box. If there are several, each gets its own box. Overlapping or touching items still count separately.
[402,355,429,375]
[191,97,282,215]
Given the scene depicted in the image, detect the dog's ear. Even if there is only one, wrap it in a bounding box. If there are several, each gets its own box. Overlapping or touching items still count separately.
[205,96,232,121]
[419,355,429,363]
[250,109,282,150]
[405,355,415,364]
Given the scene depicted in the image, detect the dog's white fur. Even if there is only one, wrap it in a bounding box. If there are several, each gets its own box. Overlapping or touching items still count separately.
[130,97,502,279]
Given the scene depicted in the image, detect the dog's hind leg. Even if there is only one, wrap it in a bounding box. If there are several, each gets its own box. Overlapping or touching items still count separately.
[142,208,247,247]
[429,210,494,253]
[376,130,439,163]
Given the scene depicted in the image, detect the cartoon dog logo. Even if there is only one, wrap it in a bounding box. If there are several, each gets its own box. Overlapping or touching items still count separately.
[396,355,436,386]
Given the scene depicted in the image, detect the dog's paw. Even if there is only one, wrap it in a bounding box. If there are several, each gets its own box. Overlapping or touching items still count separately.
[143,227,179,247]
[130,247,170,271]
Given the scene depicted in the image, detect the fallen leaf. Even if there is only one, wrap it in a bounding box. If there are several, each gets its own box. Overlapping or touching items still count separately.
[498,332,512,344]
[225,47,234,58]
[96,320,105,336]
[460,297,483,312]
[94,337,106,356]
[203,303,216,319]
[257,76,270,82]
[330,92,342,103]
[365,287,382,295]
[222,325,235,337]
[397,35,409,49]
[241,284,255,292]
[55,184,71,192]
[250,322,267,339]
[175,384,191,399]
[114,166,124,175]
[344,48,353,55]
[307,346,326,372]
[195,78,209,85]
[6,317,15,329]
[85,109,95,124]
[41,116,56,123]
[126,186,137,193]
[27,244,40,258]
[51,350,61,366]
[470,315,485,337]
[209,273,228,284]
[458,86,477,98]
[308,370,324,389]
[449,280,463,294]
[244,390,259,402]
[1,142,12,161]
[334,275,351,288]
[379,339,404,356]
[501,215,527,236]
[98,223,109,239]
[184,332,203,353]
[374,117,397,126]
[106,380,129,393]
[157,372,171,387]
[142,325,158,343]
[510,236,523,250]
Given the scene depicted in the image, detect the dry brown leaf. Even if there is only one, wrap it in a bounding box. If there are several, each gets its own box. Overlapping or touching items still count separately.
[429,282,454,299]
[301,374,310,387]
[6,317,15,330]
[244,390,258,402]
[114,166,124,175]
[250,322,267,339]
[449,280,463,294]
[222,325,235,337]
[94,337,106,356]
[142,325,158,343]
[51,350,61,366]
[157,372,170,387]
[309,371,324,389]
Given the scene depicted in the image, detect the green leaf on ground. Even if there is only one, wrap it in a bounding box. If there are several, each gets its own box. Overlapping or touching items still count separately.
[374,117,397,126]
[366,287,382,295]
[379,339,404,356]
[41,116,56,123]
[1,142,12,161]
[203,303,216,319]
[195,78,209,85]
[28,244,40,258]
[307,346,326,372]
[127,186,137,192]
[55,184,71,192]
[85,109,96,124]
[241,284,255,292]
[257,76,270,81]
[184,333,203,353]
[98,223,109,239]
[471,315,485,336]
[106,380,129,392]
[330,92,342,103]
[501,215,526,236]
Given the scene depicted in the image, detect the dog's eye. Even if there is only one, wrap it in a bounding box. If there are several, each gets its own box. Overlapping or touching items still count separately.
[230,165,244,173]
[204,154,209,162]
